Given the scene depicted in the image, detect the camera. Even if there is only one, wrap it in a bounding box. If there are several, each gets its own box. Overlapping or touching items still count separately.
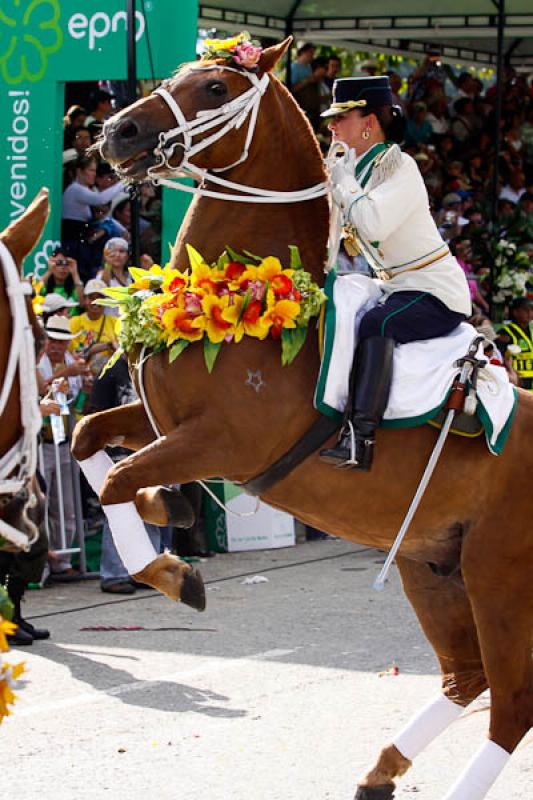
[55,258,68,266]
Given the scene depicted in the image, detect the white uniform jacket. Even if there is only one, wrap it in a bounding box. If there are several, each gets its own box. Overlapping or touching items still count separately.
[344,147,471,316]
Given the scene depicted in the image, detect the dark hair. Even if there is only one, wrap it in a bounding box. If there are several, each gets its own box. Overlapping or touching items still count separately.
[88,89,113,111]
[96,161,114,177]
[64,105,86,125]
[510,297,531,311]
[362,104,406,144]
[75,154,96,171]
[297,42,315,56]
[45,271,75,296]
[453,97,473,115]
[311,57,328,71]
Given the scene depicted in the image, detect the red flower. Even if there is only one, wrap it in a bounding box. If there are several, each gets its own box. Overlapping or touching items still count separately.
[167,275,186,293]
[270,323,283,340]
[271,274,293,296]
[226,261,247,280]
[243,300,262,324]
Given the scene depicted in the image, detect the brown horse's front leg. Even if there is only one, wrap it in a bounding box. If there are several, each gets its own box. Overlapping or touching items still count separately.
[100,416,229,506]
[73,403,194,528]
[72,401,155,460]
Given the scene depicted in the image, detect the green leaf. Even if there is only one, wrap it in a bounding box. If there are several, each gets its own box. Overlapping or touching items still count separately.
[242,249,262,262]
[237,288,252,323]
[281,326,308,366]
[186,243,207,270]
[94,297,122,308]
[102,286,131,299]
[99,348,123,378]
[204,340,222,373]
[288,245,303,270]
[217,252,230,270]
[225,246,255,265]
[168,340,190,363]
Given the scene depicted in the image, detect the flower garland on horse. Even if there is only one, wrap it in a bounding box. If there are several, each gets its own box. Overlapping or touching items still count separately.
[100,245,325,372]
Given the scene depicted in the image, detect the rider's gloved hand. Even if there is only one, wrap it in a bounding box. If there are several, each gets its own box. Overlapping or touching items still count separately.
[329,148,362,211]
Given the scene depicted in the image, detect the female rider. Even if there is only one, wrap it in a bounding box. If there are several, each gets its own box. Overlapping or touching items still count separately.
[319,77,471,471]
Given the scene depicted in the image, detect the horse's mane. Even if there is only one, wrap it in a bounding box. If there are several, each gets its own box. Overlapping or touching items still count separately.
[267,74,326,180]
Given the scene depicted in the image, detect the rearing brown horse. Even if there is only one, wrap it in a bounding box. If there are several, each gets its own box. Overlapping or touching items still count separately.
[72,40,532,800]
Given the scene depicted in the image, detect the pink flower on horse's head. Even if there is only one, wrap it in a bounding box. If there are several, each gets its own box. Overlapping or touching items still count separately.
[232,41,262,70]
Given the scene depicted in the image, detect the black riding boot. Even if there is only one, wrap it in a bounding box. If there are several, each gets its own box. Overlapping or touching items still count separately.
[8,575,50,643]
[320,336,394,471]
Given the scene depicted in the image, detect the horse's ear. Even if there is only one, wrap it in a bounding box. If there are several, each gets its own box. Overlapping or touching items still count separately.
[257,37,292,75]
[0,188,49,272]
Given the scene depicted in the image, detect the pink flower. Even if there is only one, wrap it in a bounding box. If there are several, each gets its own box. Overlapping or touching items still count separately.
[249,280,266,302]
[232,42,262,70]
[184,292,203,315]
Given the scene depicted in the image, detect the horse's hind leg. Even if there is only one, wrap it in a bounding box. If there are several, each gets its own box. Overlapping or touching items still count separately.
[72,402,194,528]
[355,557,487,800]
[440,515,533,799]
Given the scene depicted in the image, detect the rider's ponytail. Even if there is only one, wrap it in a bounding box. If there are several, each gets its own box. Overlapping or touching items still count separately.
[362,104,406,145]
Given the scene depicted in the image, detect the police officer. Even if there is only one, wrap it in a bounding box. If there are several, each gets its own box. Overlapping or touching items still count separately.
[496,297,533,391]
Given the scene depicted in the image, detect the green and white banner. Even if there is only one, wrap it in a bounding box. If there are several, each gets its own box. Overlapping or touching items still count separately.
[0,0,198,274]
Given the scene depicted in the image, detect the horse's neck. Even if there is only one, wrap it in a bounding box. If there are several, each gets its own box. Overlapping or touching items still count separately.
[173,79,329,284]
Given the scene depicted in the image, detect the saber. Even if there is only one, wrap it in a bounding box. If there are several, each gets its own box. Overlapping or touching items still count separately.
[325,141,350,272]
[373,336,485,591]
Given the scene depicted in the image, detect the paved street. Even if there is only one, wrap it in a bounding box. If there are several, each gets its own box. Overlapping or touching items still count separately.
[3,540,531,799]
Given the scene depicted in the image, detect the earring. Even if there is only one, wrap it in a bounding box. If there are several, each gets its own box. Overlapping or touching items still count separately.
[362,130,370,140]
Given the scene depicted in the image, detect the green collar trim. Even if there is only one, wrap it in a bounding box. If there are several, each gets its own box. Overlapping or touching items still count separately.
[355,142,389,188]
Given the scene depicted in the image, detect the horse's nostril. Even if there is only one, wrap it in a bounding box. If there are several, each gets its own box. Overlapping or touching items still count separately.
[116,119,139,140]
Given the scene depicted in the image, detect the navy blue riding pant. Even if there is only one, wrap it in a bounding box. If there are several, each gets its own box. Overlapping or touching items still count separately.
[359,291,466,344]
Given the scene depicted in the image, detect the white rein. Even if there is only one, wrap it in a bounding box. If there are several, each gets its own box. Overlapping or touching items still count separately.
[0,240,41,548]
[136,65,329,204]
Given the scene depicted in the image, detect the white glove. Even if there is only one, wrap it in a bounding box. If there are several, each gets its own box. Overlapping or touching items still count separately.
[329,148,361,211]
[329,147,356,184]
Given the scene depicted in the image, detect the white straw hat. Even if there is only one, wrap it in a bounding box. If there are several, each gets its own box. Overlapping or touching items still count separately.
[45,315,76,340]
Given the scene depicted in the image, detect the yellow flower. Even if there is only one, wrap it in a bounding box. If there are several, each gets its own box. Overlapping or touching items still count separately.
[32,295,45,315]
[0,662,25,722]
[202,295,236,344]
[225,296,271,341]
[204,34,243,53]
[189,262,226,293]
[264,299,301,339]
[161,307,205,343]
[161,269,188,295]
[0,619,16,653]
[128,265,164,291]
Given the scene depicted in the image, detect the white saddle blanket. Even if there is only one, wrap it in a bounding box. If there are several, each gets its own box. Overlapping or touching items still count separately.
[314,273,517,455]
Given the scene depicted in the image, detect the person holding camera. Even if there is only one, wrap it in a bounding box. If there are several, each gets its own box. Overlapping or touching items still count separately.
[38,249,85,309]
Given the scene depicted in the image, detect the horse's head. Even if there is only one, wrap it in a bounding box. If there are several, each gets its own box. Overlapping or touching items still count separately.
[0,188,49,551]
[100,38,291,183]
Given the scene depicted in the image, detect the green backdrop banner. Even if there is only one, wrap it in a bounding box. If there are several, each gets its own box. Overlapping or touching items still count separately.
[0,0,198,274]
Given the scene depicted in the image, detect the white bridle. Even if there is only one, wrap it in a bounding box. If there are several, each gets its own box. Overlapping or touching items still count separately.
[140,65,328,204]
[0,240,41,550]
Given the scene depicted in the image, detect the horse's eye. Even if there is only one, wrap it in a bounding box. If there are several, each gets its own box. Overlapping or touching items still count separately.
[205,81,228,98]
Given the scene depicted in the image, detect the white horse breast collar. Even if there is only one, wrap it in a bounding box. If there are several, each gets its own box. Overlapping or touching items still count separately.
[0,240,41,548]
[136,65,328,204]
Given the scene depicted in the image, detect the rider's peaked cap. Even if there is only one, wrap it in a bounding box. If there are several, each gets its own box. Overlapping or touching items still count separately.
[321,76,393,118]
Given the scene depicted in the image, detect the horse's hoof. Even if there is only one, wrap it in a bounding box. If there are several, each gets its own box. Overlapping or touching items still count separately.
[135,486,196,528]
[160,487,196,528]
[181,566,206,612]
[132,553,206,611]
[354,786,395,800]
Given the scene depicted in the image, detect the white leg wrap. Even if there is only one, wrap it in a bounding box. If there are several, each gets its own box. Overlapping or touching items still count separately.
[442,740,510,800]
[78,450,157,575]
[393,693,464,761]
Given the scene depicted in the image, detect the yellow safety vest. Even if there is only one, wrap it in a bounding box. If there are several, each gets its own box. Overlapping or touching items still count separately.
[499,322,533,388]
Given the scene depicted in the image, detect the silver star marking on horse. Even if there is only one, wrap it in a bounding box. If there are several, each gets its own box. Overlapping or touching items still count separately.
[245,370,266,393]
